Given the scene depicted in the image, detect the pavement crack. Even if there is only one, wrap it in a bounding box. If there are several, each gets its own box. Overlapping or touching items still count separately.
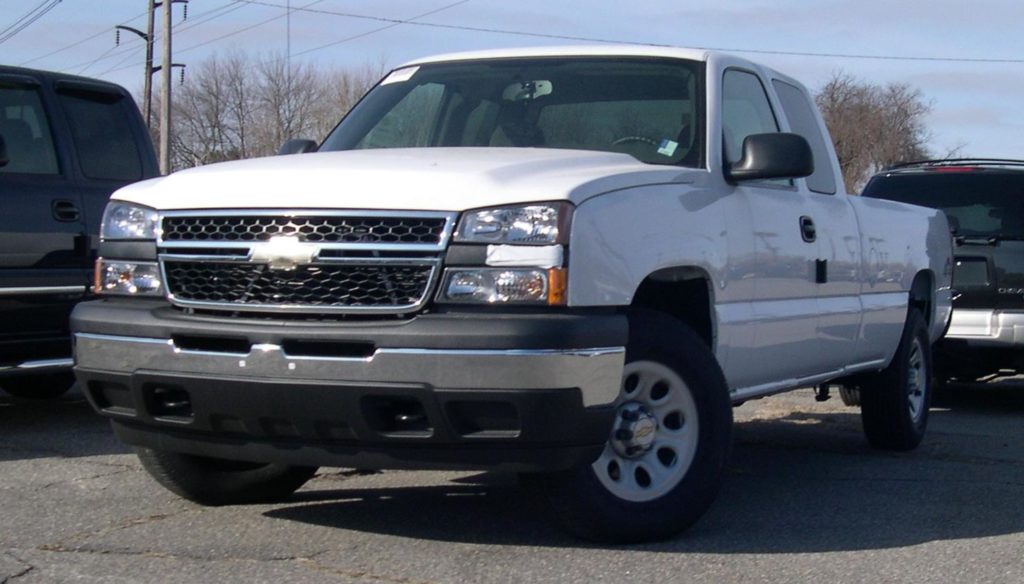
[296,558,439,584]
[1,552,35,583]
[40,509,196,552]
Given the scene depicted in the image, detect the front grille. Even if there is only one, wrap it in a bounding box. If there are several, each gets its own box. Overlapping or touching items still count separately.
[163,261,436,309]
[161,215,447,244]
[157,211,455,314]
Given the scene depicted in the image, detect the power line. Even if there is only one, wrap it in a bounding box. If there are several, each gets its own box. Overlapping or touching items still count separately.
[0,0,62,45]
[174,0,326,56]
[72,1,249,76]
[237,0,1024,65]
[293,0,471,57]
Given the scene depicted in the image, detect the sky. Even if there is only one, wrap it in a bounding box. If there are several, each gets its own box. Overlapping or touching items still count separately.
[4,0,1024,160]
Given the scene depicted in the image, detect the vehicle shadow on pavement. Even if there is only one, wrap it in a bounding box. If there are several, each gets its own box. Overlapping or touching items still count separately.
[266,391,1024,552]
[0,386,130,461]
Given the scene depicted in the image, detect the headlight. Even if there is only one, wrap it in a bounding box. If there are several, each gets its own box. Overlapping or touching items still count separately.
[455,203,571,245]
[101,202,159,240]
[94,259,163,296]
[439,268,566,305]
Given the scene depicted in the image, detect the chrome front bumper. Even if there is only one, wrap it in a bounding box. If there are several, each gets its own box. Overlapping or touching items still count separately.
[74,333,624,408]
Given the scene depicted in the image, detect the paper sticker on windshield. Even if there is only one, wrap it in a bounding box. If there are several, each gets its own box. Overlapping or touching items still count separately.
[382,66,419,85]
[657,139,678,157]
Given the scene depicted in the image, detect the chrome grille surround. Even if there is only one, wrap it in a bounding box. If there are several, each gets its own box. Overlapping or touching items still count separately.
[157,210,457,314]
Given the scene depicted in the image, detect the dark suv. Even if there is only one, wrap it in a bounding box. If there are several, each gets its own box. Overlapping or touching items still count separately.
[0,66,158,398]
[863,159,1024,382]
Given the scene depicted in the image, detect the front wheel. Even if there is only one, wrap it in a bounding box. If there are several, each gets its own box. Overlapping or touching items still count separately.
[537,311,732,543]
[136,448,317,506]
[859,309,932,450]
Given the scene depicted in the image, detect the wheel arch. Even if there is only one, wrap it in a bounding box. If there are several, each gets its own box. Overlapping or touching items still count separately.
[629,266,716,351]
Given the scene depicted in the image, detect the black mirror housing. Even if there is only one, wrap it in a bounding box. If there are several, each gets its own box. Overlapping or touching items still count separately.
[0,134,8,168]
[277,139,318,156]
[726,132,813,183]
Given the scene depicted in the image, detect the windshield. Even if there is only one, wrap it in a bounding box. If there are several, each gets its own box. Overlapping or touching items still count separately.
[320,57,704,166]
[863,172,1024,238]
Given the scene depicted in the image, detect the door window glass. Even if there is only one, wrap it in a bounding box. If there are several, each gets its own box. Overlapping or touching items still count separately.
[57,88,143,181]
[0,85,59,175]
[722,70,779,164]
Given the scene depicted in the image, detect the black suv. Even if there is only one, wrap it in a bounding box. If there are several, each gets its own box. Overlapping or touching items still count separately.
[863,159,1024,382]
[0,66,158,398]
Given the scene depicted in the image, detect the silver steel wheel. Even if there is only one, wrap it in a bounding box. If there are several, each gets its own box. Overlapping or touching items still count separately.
[907,337,927,424]
[592,360,700,503]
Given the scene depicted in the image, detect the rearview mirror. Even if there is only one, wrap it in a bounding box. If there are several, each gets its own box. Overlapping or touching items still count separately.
[277,139,317,156]
[0,134,8,168]
[725,133,813,183]
[502,80,553,101]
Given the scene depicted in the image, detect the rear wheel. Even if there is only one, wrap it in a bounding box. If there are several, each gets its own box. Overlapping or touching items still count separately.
[537,311,732,543]
[136,447,317,506]
[859,310,932,450]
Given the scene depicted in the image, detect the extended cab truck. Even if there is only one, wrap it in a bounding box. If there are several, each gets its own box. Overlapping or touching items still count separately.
[71,47,953,542]
[0,66,158,398]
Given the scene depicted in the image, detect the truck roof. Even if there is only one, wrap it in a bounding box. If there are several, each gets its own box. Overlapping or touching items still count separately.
[399,45,714,68]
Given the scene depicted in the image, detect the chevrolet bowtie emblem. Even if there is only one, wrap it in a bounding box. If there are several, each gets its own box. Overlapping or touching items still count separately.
[250,236,318,270]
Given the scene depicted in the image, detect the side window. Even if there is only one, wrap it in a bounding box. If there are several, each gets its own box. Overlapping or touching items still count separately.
[0,84,59,175]
[57,88,143,181]
[357,82,446,149]
[721,70,778,164]
[772,80,837,194]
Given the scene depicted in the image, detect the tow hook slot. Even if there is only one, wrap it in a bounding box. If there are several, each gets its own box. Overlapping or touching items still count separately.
[361,396,432,437]
[144,384,194,421]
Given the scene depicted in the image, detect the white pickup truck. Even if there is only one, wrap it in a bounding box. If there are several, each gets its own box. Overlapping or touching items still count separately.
[72,46,953,542]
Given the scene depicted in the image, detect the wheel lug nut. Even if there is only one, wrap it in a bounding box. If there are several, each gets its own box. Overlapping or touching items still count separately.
[621,409,639,421]
[615,429,633,441]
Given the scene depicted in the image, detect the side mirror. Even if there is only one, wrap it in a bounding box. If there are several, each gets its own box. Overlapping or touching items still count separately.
[725,132,813,183]
[277,139,318,156]
[0,134,8,168]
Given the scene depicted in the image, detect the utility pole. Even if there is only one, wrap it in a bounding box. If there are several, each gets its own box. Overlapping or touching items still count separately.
[159,0,172,174]
[143,0,155,129]
[158,0,187,174]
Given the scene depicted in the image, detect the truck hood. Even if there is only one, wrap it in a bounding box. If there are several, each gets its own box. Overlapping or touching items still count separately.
[112,148,698,212]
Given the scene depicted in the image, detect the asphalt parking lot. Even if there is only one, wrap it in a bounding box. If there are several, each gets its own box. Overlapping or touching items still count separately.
[1,381,1021,584]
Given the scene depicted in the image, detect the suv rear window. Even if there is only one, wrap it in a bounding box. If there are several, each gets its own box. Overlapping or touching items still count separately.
[863,171,1024,238]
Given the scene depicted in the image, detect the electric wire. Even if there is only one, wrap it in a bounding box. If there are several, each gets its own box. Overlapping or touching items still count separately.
[237,0,1024,65]
[0,0,63,45]
[293,0,471,57]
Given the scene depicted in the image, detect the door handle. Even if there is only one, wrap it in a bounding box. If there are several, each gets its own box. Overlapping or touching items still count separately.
[52,199,80,222]
[799,216,816,242]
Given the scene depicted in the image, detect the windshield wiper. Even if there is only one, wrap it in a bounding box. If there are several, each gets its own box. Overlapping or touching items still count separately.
[954,235,997,246]
[954,234,1024,246]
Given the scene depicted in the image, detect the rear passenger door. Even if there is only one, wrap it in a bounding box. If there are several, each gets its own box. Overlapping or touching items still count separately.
[771,79,865,371]
[55,81,156,258]
[0,73,88,356]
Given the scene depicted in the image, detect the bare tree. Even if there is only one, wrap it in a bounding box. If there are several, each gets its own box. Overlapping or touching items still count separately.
[815,72,932,192]
[161,52,385,171]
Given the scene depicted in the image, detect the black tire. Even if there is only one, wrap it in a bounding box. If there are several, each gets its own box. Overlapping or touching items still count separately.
[838,385,861,407]
[536,310,732,543]
[136,447,317,506]
[859,309,932,451]
[1,372,75,399]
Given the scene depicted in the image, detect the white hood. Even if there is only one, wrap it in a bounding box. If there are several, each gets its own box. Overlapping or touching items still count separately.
[112,148,698,212]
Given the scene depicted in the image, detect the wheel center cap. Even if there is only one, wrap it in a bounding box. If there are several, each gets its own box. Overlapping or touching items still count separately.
[611,403,658,458]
